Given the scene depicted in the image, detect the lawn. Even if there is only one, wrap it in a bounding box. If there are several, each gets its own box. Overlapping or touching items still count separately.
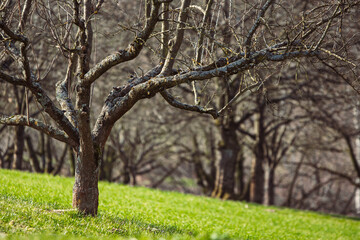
[0,169,359,239]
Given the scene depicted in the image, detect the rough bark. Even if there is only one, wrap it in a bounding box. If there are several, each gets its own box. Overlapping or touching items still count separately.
[72,146,100,216]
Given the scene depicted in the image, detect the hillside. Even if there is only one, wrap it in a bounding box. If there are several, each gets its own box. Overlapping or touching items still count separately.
[0,169,359,239]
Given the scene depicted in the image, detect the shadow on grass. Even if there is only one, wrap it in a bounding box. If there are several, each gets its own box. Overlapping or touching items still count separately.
[65,210,196,238]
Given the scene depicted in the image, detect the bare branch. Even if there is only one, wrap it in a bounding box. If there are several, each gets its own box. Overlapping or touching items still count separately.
[0,21,28,42]
[319,48,357,67]
[56,54,78,127]
[83,1,162,85]
[161,0,191,75]
[319,58,360,95]
[18,0,32,32]
[0,12,79,144]
[92,42,315,149]
[300,1,360,41]
[244,0,274,57]
[217,82,260,115]
[92,65,164,147]
[161,2,170,59]
[160,90,219,118]
[0,71,27,86]
[305,162,360,188]
[0,115,77,146]
[192,0,214,105]
[313,4,340,51]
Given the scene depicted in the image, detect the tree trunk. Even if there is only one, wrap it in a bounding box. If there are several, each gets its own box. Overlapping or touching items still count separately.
[131,167,137,186]
[250,108,265,204]
[25,135,42,172]
[285,156,303,207]
[211,0,239,200]
[12,125,25,170]
[45,135,54,173]
[99,146,115,182]
[72,146,100,216]
[212,123,239,199]
[12,86,25,170]
[69,149,75,176]
[193,134,214,194]
[250,154,265,203]
[265,166,275,206]
[122,157,131,184]
[52,144,68,176]
[236,145,245,196]
[40,133,46,170]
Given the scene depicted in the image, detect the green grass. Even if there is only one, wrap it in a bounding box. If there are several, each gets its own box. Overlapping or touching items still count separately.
[0,169,359,239]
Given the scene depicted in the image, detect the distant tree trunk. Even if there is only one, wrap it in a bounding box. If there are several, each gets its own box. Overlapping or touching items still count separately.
[250,154,265,203]
[353,99,360,215]
[193,134,215,195]
[265,166,275,205]
[193,146,208,190]
[211,0,240,200]
[250,103,265,204]
[122,158,131,184]
[212,120,239,199]
[44,135,54,173]
[25,135,42,172]
[240,177,251,201]
[285,156,304,207]
[5,151,12,169]
[12,86,26,170]
[0,141,11,169]
[69,149,75,176]
[12,125,25,170]
[52,144,68,176]
[356,181,360,215]
[131,167,137,186]
[99,146,115,182]
[236,145,245,196]
[123,168,131,184]
[40,133,46,170]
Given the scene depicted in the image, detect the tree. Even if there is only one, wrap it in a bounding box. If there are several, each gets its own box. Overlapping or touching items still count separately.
[1,0,359,215]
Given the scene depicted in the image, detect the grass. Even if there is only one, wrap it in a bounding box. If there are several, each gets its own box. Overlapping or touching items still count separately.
[0,169,359,239]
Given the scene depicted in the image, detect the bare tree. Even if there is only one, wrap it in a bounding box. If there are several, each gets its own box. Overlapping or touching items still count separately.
[1,0,359,215]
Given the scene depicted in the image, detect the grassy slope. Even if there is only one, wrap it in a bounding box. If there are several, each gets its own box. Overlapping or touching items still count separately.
[0,170,359,240]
